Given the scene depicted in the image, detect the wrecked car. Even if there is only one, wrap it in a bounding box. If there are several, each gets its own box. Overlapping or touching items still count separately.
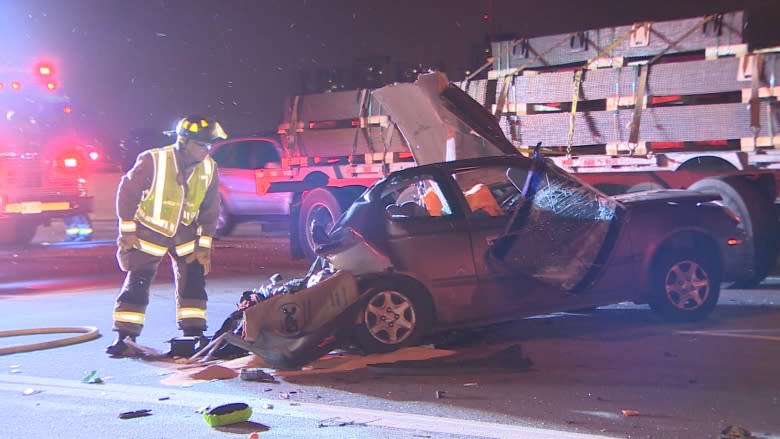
[224,73,748,369]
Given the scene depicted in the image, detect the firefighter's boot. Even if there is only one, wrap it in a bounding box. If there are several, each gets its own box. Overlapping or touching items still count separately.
[106,332,137,357]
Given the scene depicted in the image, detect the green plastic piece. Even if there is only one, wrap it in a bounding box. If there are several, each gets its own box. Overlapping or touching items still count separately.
[203,403,252,427]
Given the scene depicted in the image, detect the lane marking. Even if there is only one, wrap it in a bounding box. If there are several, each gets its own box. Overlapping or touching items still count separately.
[677,329,780,341]
[0,374,615,439]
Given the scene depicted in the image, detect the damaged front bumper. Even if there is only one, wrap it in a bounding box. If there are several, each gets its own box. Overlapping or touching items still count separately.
[224,269,364,369]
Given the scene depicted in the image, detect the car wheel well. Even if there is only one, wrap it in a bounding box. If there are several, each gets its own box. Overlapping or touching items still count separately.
[651,232,721,274]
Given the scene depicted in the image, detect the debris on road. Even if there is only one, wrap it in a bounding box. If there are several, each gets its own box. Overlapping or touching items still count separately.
[81,370,103,384]
[188,364,239,381]
[239,368,277,383]
[118,409,152,419]
[317,416,375,428]
[621,409,639,417]
[22,388,41,396]
[720,425,754,438]
[202,403,252,427]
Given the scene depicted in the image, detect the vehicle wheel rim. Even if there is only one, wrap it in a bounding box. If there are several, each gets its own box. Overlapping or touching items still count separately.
[364,290,416,345]
[305,203,334,250]
[664,259,710,310]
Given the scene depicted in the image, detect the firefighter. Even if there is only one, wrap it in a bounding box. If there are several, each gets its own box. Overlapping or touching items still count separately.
[64,213,94,242]
[106,115,227,357]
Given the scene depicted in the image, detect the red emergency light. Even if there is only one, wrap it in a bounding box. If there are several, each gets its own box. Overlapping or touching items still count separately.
[11,81,21,90]
[46,81,57,91]
[36,62,54,77]
[63,104,73,114]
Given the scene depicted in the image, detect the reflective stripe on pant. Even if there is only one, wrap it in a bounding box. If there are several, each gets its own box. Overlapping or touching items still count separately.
[112,266,158,336]
[172,254,208,333]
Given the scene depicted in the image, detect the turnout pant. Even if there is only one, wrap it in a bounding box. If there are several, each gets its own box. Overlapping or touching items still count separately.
[111,224,208,337]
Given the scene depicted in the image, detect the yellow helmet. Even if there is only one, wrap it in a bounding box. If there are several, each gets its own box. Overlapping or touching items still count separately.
[175,115,228,143]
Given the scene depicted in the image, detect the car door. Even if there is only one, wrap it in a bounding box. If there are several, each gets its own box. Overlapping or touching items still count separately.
[447,164,560,322]
[379,172,480,327]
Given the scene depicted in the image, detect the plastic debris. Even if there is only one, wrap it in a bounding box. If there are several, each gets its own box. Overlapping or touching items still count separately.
[263,403,274,409]
[81,370,104,384]
[22,388,41,396]
[621,409,639,417]
[435,390,445,399]
[203,402,252,427]
[119,409,152,419]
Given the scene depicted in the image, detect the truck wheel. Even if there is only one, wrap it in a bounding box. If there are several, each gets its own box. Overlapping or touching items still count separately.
[298,188,343,261]
[689,177,779,288]
[354,278,433,354]
[216,196,235,238]
[648,248,720,321]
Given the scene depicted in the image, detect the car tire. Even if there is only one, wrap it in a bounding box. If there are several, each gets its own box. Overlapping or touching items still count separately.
[648,248,721,321]
[216,196,235,238]
[354,278,433,354]
[689,177,778,288]
[298,188,343,261]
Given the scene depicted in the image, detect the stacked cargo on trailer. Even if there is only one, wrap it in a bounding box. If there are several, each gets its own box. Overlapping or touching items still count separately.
[268,88,417,260]
[457,10,779,286]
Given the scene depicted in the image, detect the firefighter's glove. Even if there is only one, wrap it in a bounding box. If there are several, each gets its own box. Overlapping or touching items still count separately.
[186,247,212,276]
[117,233,141,252]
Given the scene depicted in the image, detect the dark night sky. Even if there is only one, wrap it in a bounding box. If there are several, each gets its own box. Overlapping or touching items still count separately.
[1,0,778,151]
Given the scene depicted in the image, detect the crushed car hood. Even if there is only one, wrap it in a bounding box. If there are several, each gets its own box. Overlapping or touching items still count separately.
[372,72,518,166]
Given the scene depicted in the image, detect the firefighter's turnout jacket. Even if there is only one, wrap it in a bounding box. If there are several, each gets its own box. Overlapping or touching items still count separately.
[112,145,220,336]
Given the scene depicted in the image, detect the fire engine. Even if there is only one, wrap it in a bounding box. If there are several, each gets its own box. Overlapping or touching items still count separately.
[0,60,94,245]
[257,10,778,286]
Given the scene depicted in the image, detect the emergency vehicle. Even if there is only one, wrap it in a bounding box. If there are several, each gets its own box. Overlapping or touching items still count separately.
[0,60,95,245]
[258,10,779,286]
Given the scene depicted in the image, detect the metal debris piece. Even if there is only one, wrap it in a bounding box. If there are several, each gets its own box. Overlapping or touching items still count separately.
[81,370,103,384]
[240,368,278,383]
[317,416,376,428]
[621,409,639,416]
[118,409,152,419]
[435,390,445,399]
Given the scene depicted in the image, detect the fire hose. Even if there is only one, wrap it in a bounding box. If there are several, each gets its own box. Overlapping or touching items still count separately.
[0,326,100,355]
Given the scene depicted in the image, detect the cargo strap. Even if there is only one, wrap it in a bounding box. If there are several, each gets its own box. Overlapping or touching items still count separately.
[627,63,649,148]
[286,95,301,160]
[749,54,763,147]
[349,89,372,170]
